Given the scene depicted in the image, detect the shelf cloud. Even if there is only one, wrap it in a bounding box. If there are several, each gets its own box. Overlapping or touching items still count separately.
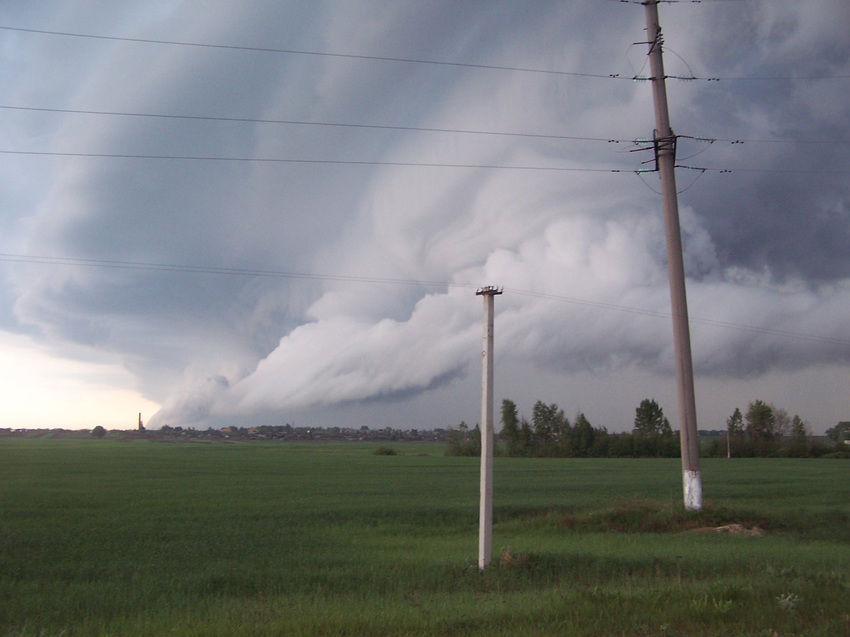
[2,1,848,431]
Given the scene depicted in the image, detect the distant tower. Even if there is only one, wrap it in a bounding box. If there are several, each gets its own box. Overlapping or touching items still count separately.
[138,413,145,432]
[476,285,502,569]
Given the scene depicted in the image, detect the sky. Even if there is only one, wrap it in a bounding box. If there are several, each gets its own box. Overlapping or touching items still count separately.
[1,0,848,433]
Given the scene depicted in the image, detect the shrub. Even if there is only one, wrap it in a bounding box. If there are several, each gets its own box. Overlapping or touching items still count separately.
[445,422,481,457]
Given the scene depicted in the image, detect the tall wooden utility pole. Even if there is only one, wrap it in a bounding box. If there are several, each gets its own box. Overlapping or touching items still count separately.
[644,1,702,510]
[476,285,502,568]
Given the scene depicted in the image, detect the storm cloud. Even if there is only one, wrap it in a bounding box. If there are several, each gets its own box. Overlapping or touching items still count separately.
[2,1,848,431]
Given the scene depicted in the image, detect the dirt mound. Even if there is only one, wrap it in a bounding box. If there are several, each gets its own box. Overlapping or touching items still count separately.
[687,523,763,536]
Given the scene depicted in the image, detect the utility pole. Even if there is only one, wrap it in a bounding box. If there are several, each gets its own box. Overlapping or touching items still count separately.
[644,0,702,511]
[476,285,502,568]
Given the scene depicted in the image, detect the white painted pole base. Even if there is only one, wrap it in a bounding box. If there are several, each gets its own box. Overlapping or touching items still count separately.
[478,440,493,569]
[683,470,703,511]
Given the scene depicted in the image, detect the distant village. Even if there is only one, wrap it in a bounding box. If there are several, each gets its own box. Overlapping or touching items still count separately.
[158,423,449,442]
[0,422,451,443]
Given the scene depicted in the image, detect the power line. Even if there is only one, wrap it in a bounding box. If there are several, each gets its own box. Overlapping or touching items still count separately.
[0,252,459,289]
[5,105,847,148]
[626,72,849,82]
[676,164,850,175]
[0,25,622,81]
[701,73,850,82]
[4,24,847,83]
[0,105,629,145]
[679,134,850,146]
[2,252,848,348]
[5,148,845,176]
[12,146,841,177]
[0,149,640,174]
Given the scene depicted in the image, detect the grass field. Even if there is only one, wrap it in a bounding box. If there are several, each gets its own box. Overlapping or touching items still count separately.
[1,438,848,636]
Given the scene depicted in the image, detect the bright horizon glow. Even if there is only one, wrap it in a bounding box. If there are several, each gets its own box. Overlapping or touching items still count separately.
[0,331,160,430]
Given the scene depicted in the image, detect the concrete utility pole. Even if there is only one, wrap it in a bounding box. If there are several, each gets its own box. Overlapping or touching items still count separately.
[476,285,502,568]
[644,0,703,511]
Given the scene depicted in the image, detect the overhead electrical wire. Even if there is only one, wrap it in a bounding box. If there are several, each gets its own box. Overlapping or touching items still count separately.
[0,149,641,174]
[0,252,457,289]
[2,252,847,348]
[0,105,629,145]
[675,164,850,175]
[2,21,846,174]
[2,105,844,175]
[3,105,846,148]
[0,25,624,81]
[678,134,849,146]
[5,148,845,177]
[2,24,848,82]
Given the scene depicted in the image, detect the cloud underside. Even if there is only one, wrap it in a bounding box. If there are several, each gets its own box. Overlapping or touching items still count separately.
[4,1,848,427]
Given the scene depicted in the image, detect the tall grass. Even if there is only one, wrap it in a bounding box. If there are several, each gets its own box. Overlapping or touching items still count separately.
[1,439,848,635]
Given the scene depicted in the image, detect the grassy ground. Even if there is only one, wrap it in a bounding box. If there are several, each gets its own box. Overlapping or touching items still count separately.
[1,438,848,636]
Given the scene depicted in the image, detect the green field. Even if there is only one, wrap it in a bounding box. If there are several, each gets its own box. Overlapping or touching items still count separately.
[1,439,848,636]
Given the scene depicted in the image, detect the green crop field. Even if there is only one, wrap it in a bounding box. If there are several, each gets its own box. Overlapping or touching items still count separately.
[1,438,848,636]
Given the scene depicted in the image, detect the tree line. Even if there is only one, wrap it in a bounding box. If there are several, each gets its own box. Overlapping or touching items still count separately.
[445,398,849,459]
[717,401,848,458]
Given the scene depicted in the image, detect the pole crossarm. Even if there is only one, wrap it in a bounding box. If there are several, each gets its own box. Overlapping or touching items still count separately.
[653,130,678,170]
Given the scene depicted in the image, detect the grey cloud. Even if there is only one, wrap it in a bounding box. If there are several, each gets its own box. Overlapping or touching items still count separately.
[665,1,850,282]
[3,1,849,430]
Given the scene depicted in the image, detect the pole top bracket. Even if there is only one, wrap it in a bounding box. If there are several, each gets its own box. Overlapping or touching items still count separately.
[476,285,503,296]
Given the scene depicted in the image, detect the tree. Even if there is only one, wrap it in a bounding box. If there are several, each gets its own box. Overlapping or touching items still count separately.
[787,415,809,457]
[518,418,533,455]
[791,415,808,439]
[92,425,106,438]
[726,407,744,458]
[632,399,675,457]
[590,424,611,458]
[772,405,791,438]
[633,399,672,437]
[571,412,595,457]
[826,421,850,446]
[499,399,522,456]
[445,421,481,457]
[531,401,566,456]
[745,400,777,455]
